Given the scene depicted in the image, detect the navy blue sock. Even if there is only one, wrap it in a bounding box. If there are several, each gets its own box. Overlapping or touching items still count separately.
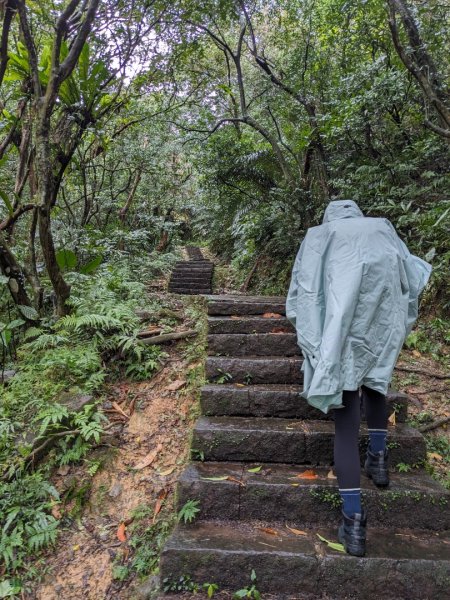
[368,429,387,453]
[339,488,362,517]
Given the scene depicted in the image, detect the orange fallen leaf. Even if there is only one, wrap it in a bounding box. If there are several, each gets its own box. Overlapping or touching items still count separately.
[153,489,168,523]
[117,522,127,542]
[296,469,319,479]
[230,315,240,319]
[133,442,163,470]
[270,327,290,334]
[427,452,443,461]
[388,411,396,425]
[327,469,337,479]
[258,527,279,535]
[285,524,307,536]
[166,379,186,391]
[262,312,282,318]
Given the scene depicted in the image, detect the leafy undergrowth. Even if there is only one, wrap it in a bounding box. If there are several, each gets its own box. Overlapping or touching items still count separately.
[1,252,211,595]
[20,289,207,599]
[393,320,450,490]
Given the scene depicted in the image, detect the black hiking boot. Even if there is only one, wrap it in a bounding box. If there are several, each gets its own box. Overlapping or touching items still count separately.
[338,508,367,557]
[364,445,390,488]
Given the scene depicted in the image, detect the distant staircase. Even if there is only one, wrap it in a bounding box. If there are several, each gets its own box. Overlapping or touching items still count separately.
[168,246,214,295]
[160,295,450,599]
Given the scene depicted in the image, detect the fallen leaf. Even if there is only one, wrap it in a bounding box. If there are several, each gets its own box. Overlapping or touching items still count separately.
[327,470,337,479]
[152,489,168,523]
[200,475,244,486]
[297,469,319,479]
[412,350,422,358]
[427,452,443,461]
[235,383,246,387]
[388,411,396,425]
[51,503,62,519]
[258,527,279,536]
[133,442,163,470]
[247,465,262,473]
[285,524,307,536]
[112,401,130,419]
[230,315,240,319]
[166,379,186,391]
[316,533,345,552]
[72,545,80,551]
[57,465,70,476]
[270,327,290,334]
[158,465,176,476]
[117,522,127,542]
[262,312,282,318]
[291,483,300,486]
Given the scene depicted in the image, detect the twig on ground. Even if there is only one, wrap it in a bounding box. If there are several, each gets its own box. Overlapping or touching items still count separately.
[395,365,449,380]
[419,416,450,433]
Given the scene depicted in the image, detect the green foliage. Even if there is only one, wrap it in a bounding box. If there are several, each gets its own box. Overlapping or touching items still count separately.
[177,499,201,523]
[233,570,261,599]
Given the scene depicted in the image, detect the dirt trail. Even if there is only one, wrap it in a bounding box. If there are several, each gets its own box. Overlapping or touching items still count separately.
[30,297,204,600]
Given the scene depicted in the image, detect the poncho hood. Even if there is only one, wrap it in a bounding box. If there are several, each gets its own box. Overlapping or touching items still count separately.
[323,200,364,223]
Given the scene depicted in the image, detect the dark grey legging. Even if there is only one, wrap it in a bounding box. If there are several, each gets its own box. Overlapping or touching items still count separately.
[333,386,388,489]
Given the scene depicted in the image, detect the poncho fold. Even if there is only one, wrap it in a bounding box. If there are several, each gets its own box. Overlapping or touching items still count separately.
[286,200,431,414]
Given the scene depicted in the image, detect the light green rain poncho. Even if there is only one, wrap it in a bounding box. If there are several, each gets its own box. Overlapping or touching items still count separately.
[286,200,432,414]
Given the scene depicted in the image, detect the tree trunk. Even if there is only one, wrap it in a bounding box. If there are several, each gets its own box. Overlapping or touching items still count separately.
[0,232,34,309]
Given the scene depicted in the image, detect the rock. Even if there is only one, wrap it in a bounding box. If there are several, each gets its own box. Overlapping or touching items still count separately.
[108,482,122,498]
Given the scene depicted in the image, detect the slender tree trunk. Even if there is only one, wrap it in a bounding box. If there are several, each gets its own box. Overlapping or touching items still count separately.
[0,232,33,308]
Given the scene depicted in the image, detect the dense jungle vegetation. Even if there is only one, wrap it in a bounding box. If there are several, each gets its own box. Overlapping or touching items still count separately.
[0,0,448,594]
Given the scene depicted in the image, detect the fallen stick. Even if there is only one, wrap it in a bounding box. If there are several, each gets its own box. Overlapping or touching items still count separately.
[140,330,197,345]
[418,416,450,433]
[394,366,449,380]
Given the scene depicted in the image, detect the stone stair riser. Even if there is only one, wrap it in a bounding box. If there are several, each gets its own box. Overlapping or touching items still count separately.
[206,357,303,384]
[207,299,287,316]
[208,316,293,334]
[192,427,425,466]
[160,523,450,600]
[200,385,408,422]
[207,333,299,357]
[177,470,449,530]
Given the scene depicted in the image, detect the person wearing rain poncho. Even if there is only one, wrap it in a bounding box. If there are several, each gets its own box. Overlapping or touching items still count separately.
[286,200,431,557]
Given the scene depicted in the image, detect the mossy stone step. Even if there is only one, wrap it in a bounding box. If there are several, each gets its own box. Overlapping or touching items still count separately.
[160,520,450,600]
[169,288,212,295]
[208,315,293,334]
[200,384,408,422]
[206,295,287,316]
[192,417,425,466]
[207,333,299,357]
[205,356,303,384]
[177,462,449,530]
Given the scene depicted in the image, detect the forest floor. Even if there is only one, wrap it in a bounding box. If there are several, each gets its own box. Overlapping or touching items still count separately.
[28,286,207,600]
[26,276,449,600]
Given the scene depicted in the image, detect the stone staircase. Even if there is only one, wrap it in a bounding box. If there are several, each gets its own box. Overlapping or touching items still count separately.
[168,247,214,295]
[160,295,450,599]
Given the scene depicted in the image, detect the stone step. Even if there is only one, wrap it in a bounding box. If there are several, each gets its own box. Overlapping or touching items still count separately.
[200,384,408,422]
[160,520,450,600]
[169,281,212,290]
[205,356,303,384]
[206,295,287,316]
[177,462,449,530]
[207,333,299,357]
[208,315,293,334]
[192,417,425,465]
[173,263,213,270]
[170,273,213,281]
[169,288,212,295]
